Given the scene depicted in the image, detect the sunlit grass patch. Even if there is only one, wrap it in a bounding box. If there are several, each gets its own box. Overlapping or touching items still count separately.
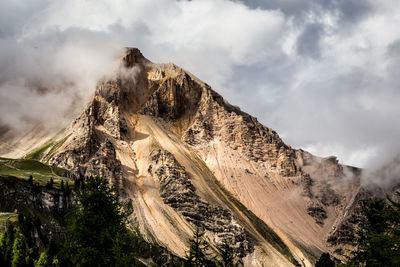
[0,157,72,188]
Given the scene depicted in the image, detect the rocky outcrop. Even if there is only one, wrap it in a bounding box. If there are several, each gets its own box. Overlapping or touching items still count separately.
[140,65,203,123]
[301,174,340,226]
[0,175,72,214]
[297,153,349,226]
[148,149,253,257]
[0,175,73,239]
[327,189,373,246]
[9,48,379,266]
[48,79,126,186]
[181,88,299,177]
[306,204,327,225]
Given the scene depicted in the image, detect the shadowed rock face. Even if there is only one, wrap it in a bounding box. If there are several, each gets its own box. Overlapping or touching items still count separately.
[48,80,125,186]
[3,48,378,266]
[0,176,73,239]
[327,189,373,246]
[149,149,253,258]
[0,177,72,214]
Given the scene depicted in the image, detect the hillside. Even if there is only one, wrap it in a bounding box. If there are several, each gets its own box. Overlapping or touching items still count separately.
[0,48,372,266]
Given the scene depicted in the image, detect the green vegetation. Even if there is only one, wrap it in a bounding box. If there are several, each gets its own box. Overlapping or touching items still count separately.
[0,213,17,232]
[0,217,40,267]
[316,253,335,267]
[43,135,70,162]
[346,193,400,267]
[185,227,215,267]
[184,228,242,267]
[63,176,141,266]
[0,176,183,266]
[182,148,299,265]
[0,157,71,188]
[24,140,54,161]
[0,224,17,265]
[24,133,70,162]
[0,212,62,267]
[212,177,298,265]
[216,239,240,267]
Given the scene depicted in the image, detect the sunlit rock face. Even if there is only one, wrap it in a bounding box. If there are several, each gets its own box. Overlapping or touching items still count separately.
[2,48,376,266]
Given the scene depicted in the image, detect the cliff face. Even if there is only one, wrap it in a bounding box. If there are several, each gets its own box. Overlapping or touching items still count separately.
[149,149,253,257]
[0,176,72,215]
[1,48,372,266]
[0,175,73,239]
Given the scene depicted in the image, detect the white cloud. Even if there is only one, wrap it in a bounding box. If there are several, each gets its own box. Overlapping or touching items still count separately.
[0,28,123,128]
[1,0,400,169]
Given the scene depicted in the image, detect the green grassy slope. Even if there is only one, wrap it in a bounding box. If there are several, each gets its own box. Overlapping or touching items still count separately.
[24,133,70,161]
[0,157,72,187]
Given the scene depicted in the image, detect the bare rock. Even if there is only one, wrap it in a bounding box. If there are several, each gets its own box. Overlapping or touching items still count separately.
[149,149,254,257]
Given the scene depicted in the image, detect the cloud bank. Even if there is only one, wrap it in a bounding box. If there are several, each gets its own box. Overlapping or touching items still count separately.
[1,0,400,170]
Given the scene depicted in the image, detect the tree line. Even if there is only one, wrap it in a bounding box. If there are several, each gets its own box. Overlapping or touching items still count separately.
[1,176,174,266]
[0,176,241,267]
[316,192,400,267]
[1,175,399,266]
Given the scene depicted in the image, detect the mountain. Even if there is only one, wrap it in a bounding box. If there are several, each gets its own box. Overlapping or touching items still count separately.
[0,48,373,266]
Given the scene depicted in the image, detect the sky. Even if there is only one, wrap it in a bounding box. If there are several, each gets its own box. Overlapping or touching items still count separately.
[1,0,400,169]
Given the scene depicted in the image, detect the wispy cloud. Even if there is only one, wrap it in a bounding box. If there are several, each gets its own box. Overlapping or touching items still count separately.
[1,0,399,170]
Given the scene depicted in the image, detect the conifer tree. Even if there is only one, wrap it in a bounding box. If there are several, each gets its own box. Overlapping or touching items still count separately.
[11,236,26,267]
[34,252,50,267]
[185,227,215,267]
[315,253,335,267]
[348,193,400,266]
[65,182,70,194]
[217,239,238,267]
[63,176,133,266]
[0,224,16,264]
[46,178,54,189]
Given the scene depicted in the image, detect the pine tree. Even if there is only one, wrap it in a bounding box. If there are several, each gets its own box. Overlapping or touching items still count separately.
[0,230,6,265]
[185,227,215,267]
[348,193,400,266]
[34,252,50,267]
[46,178,54,189]
[74,178,80,189]
[315,253,335,267]
[17,213,34,248]
[11,236,26,267]
[65,181,70,194]
[63,176,133,266]
[217,239,238,267]
[0,224,16,265]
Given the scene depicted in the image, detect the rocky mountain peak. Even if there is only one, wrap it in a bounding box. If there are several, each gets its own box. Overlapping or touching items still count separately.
[123,47,149,66]
[5,49,376,266]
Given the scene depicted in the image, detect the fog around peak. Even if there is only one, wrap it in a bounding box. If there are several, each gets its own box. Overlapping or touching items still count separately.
[1,0,400,174]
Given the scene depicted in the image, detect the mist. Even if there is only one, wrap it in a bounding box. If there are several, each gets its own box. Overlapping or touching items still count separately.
[1,0,400,180]
[0,28,123,129]
[361,155,400,192]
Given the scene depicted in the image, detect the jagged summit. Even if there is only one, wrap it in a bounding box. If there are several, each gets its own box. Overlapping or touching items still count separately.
[1,49,370,266]
[123,47,149,66]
